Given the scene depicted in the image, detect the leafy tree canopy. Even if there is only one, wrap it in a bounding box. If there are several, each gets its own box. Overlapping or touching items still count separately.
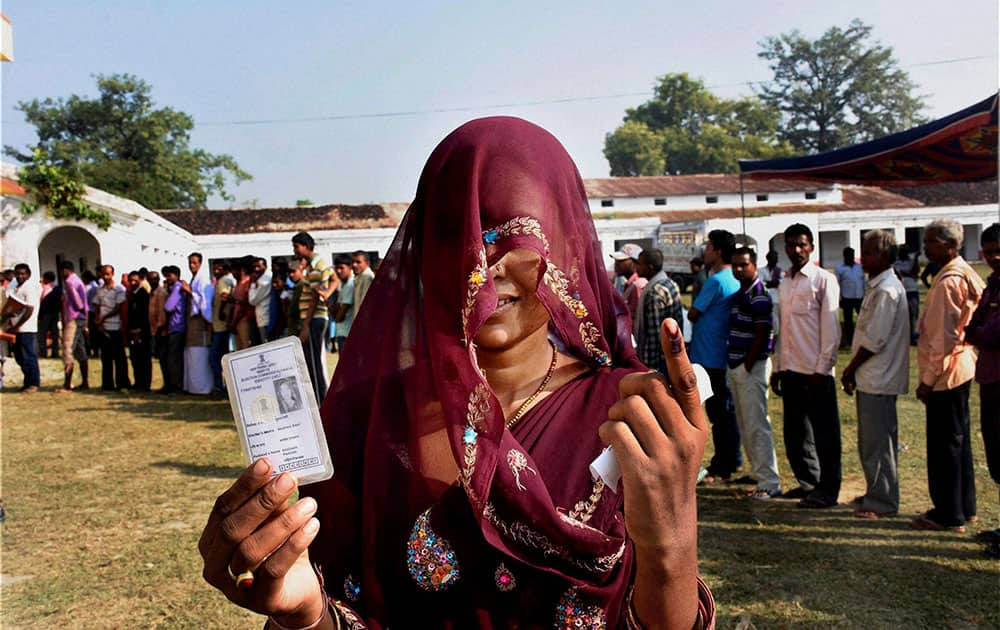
[604,73,793,176]
[757,19,926,153]
[6,74,251,209]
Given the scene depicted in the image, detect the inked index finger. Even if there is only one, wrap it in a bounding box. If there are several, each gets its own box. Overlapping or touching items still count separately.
[659,318,708,432]
[198,457,273,557]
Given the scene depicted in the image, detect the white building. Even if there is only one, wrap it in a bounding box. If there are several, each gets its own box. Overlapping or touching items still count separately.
[2,162,995,282]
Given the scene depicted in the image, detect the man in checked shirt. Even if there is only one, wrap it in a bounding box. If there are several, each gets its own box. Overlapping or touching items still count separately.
[633,248,682,375]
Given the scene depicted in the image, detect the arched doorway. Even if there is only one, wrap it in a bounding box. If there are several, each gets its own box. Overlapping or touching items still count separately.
[38,226,101,279]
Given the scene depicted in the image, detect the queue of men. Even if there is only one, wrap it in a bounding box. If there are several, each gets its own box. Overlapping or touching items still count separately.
[0,231,376,407]
[617,219,999,544]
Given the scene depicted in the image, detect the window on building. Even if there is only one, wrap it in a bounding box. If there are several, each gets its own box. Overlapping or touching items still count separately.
[705,196,718,204]
[601,199,614,207]
[804,191,817,200]
[654,198,666,206]
[756,194,768,202]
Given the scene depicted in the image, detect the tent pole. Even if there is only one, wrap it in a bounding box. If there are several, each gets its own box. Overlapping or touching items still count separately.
[739,172,747,241]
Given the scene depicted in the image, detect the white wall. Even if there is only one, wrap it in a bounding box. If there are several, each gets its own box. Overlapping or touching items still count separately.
[587,187,839,214]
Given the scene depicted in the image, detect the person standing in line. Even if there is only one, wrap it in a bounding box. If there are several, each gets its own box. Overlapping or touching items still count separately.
[913,219,985,532]
[351,250,375,314]
[92,265,130,391]
[161,265,187,395]
[965,223,1000,556]
[182,252,215,395]
[835,247,866,349]
[688,230,742,483]
[841,230,910,520]
[148,270,168,388]
[127,271,153,392]
[771,223,842,509]
[609,244,646,321]
[57,261,90,393]
[36,270,61,358]
[209,261,236,393]
[332,253,355,353]
[285,260,305,338]
[248,257,273,346]
[4,264,41,393]
[294,232,333,403]
[689,257,708,301]
[228,256,255,350]
[894,244,921,345]
[82,269,100,358]
[758,250,783,303]
[633,248,683,374]
[727,247,781,499]
[269,272,288,343]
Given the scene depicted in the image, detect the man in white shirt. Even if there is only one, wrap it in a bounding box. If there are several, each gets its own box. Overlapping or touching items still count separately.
[352,251,375,315]
[835,247,866,348]
[841,230,909,519]
[249,257,273,345]
[4,263,41,393]
[771,224,842,508]
[92,264,130,391]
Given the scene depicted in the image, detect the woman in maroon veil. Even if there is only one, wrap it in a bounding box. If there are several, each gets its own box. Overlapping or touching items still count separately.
[200,117,715,629]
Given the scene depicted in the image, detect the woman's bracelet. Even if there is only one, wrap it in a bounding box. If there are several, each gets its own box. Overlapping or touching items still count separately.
[624,583,707,630]
[267,604,335,630]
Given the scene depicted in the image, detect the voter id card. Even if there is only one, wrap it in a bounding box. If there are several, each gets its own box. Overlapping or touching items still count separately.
[222,336,333,485]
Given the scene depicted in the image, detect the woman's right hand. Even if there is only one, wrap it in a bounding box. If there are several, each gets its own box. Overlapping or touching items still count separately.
[199,458,326,627]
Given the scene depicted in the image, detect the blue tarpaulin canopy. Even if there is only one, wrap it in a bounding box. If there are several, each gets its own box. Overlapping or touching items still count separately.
[739,93,998,186]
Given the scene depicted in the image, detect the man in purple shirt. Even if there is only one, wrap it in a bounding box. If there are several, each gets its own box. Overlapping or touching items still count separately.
[161,265,187,395]
[966,222,1000,556]
[57,261,90,393]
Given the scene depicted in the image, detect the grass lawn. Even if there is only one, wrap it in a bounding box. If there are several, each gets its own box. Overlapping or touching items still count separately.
[2,340,998,628]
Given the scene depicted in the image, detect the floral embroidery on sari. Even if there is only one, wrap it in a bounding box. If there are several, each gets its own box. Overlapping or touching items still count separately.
[554,587,607,629]
[331,598,367,630]
[460,382,491,506]
[462,248,489,338]
[484,217,551,254]
[407,508,461,591]
[483,503,624,575]
[507,448,537,491]
[567,477,605,524]
[579,321,612,366]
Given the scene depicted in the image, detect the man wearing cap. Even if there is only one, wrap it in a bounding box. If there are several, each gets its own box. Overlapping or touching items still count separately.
[611,243,647,321]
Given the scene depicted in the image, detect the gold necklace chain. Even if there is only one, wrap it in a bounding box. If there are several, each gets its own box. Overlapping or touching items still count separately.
[505,340,558,430]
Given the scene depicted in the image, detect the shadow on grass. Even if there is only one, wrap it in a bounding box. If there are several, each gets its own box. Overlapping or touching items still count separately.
[151,460,245,479]
[696,486,998,628]
[67,389,234,428]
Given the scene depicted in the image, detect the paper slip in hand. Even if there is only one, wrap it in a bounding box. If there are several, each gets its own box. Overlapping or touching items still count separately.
[222,337,334,485]
[590,364,713,493]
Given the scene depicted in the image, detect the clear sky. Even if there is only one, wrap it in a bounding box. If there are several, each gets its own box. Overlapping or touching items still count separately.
[1,1,997,208]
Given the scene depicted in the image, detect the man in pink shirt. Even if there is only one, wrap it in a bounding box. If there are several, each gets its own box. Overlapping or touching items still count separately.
[610,243,647,323]
[913,219,985,532]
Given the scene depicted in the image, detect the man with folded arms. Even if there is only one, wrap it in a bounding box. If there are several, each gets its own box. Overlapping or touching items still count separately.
[841,230,909,519]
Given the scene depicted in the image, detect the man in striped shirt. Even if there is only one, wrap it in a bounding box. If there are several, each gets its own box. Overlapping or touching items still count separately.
[727,247,781,499]
[293,231,334,404]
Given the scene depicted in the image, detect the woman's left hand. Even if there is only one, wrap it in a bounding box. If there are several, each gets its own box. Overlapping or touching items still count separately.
[599,317,707,557]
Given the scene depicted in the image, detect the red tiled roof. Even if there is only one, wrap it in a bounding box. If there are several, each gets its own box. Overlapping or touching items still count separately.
[583,174,834,197]
[591,186,921,222]
[1,176,25,196]
[155,204,398,235]
[884,180,997,207]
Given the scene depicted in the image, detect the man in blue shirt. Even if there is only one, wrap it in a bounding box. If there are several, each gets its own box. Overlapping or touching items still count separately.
[689,230,742,482]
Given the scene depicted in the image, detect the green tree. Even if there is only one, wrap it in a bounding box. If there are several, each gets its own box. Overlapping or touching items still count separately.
[5,74,251,209]
[604,73,792,175]
[757,19,926,153]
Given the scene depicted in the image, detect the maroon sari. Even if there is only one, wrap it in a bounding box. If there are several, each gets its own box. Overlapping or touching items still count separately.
[303,118,655,628]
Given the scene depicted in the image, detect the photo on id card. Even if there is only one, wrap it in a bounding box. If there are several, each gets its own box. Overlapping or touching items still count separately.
[222,336,333,485]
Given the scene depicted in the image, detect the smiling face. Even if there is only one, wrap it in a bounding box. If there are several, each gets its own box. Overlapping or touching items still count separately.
[473,248,550,351]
